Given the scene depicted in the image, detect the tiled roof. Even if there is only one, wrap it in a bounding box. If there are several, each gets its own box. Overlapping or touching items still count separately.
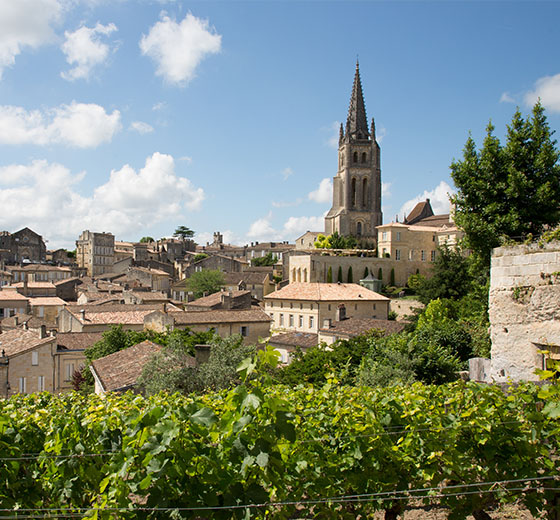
[91,340,164,392]
[53,277,82,286]
[224,272,269,285]
[11,282,56,289]
[28,297,67,306]
[405,199,434,225]
[410,214,453,228]
[319,318,406,337]
[268,332,318,349]
[0,313,48,329]
[184,290,250,309]
[0,329,55,357]
[130,267,170,277]
[56,332,104,350]
[169,308,271,325]
[7,265,71,272]
[129,291,169,300]
[0,289,29,302]
[264,283,389,302]
[65,303,166,325]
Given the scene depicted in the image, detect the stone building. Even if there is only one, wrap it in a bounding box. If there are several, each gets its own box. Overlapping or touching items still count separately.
[76,231,115,277]
[0,228,47,264]
[324,62,382,239]
[489,241,560,382]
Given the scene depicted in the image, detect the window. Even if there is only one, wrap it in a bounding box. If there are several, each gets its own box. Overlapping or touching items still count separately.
[362,178,368,206]
[382,232,387,240]
[279,314,284,326]
[421,250,426,261]
[396,232,401,241]
[289,314,294,327]
[240,326,248,337]
[351,178,357,207]
[431,250,436,262]
[290,302,293,309]
[37,306,44,317]
[395,249,401,261]
[361,152,367,163]
[280,302,283,308]
[328,304,331,311]
[353,151,358,163]
[432,235,436,242]
[31,351,38,366]
[299,315,303,327]
[38,376,45,392]
[373,303,376,310]
[356,222,362,236]
[299,303,303,309]
[309,316,315,328]
[65,363,75,382]
[354,304,358,310]
[18,377,26,393]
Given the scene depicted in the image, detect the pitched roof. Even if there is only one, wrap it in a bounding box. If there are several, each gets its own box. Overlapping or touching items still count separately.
[90,340,163,392]
[65,304,166,325]
[404,199,434,225]
[168,308,271,325]
[0,329,55,357]
[319,318,406,338]
[410,214,453,228]
[224,272,269,285]
[28,297,67,306]
[185,290,251,309]
[0,289,29,302]
[10,282,56,289]
[268,332,318,349]
[264,283,389,302]
[56,332,104,350]
[0,313,48,330]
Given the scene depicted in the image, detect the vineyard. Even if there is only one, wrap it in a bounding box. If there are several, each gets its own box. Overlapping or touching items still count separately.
[1,360,560,519]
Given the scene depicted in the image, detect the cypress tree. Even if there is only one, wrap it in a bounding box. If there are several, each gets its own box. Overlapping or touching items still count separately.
[327,266,333,283]
[390,268,395,286]
[337,266,343,283]
[377,267,383,281]
[348,266,353,283]
[363,267,369,278]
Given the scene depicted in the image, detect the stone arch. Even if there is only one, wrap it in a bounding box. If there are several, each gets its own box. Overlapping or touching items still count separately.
[356,222,362,236]
[353,151,358,163]
[362,178,368,207]
[361,152,367,163]
[303,268,308,282]
[297,268,301,282]
[351,178,357,207]
[291,268,296,281]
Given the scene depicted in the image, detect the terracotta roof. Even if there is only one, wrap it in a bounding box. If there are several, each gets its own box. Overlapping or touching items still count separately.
[168,308,272,325]
[319,318,406,338]
[56,332,104,350]
[184,290,251,309]
[264,283,389,302]
[224,272,269,285]
[0,313,48,329]
[7,265,71,272]
[0,328,55,357]
[410,214,453,228]
[54,277,82,286]
[0,289,29,302]
[28,297,67,306]
[128,291,169,301]
[405,199,434,225]
[130,266,170,277]
[10,281,56,289]
[91,340,163,392]
[65,304,166,325]
[268,332,318,349]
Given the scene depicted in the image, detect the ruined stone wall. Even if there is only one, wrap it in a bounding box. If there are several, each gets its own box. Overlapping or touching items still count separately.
[489,241,560,382]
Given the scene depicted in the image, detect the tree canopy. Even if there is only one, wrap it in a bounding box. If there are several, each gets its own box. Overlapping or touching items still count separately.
[173,226,195,240]
[251,252,278,267]
[314,231,357,250]
[139,236,154,243]
[186,269,225,299]
[451,102,560,264]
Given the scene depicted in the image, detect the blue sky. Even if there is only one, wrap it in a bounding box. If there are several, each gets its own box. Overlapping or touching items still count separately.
[0,0,559,249]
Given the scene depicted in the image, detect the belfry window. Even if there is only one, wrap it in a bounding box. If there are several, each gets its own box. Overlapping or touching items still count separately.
[357,222,362,236]
[351,178,357,207]
[361,152,367,163]
[353,151,358,163]
[362,178,368,207]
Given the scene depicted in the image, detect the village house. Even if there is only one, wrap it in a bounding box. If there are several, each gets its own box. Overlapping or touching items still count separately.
[0,289,29,319]
[76,230,115,277]
[8,264,73,283]
[224,271,276,301]
[264,282,389,334]
[184,290,252,311]
[0,228,47,264]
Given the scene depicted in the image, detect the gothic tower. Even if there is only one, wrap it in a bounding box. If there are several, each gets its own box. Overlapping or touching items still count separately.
[324,62,382,239]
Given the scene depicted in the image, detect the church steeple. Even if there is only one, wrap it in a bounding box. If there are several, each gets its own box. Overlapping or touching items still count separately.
[346,60,369,140]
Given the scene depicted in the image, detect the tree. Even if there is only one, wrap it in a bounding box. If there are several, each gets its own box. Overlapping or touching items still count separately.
[186,269,225,299]
[251,252,277,267]
[337,266,343,283]
[327,266,333,283]
[363,267,369,279]
[173,226,195,240]
[193,253,209,263]
[416,246,473,304]
[139,236,154,243]
[377,267,383,281]
[451,102,560,265]
[390,268,395,286]
[347,266,353,283]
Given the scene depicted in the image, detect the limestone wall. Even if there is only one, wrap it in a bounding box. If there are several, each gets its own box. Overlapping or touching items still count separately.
[489,241,560,382]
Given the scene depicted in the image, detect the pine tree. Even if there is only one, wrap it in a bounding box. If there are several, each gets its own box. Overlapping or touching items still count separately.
[451,102,560,265]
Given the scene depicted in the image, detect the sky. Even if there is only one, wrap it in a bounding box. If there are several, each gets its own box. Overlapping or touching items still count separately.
[0,0,559,250]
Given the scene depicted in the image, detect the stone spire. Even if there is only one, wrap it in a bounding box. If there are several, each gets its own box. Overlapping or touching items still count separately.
[346,60,369,140]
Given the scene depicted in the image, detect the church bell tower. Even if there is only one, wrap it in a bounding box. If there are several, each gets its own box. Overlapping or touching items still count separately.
[324,62,382,239]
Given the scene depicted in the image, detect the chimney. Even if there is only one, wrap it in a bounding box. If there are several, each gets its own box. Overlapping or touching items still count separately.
[39,325,47,339]
[323,318,332,329]
[14,316,18,326]
[80,309,86,321]
[336,304,347,321]
[23,321,28,330]
[194,344,211,366]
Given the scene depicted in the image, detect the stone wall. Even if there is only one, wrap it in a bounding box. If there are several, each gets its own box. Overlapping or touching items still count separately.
[489,241,560,382]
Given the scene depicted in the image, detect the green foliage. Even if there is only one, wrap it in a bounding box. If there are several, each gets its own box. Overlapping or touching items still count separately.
[363,267,369,278]
[377,267,382,281]
[2,379,558,519]
[66,249,76,258]
[390,267,395,286]
[193,253,209,263]
[326,266,333,283]
[173,225,195,240]
[416,246,474,304]
[251,252,277,267]
[347,265,353,283]
[407,273,426,292]
[388,310,397,321]
[451,102,560,265]
[314,231,357,249]
[185,269,225,299]
[139,236,154,243]
[337,265,343,282]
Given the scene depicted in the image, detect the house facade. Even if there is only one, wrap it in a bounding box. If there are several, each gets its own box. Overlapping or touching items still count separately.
[76,230,115,277]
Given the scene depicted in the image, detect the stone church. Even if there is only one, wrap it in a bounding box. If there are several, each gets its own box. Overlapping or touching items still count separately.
[324,62,382,239]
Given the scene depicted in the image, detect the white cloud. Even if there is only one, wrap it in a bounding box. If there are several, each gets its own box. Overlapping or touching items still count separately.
[282,167,293,180]
[0,0,62,79]
[246,214,276,241]
[398,181,455,221]
[152,101,166,111]
[140,12,221,85]
[0,101,121,147]
[374,125,386,143]
[282,215,324,237]
[308,178,332,204]
[500,91,515,104]
[129,121,154,134]
[382,181,391,198]
[271,198,302,208]
[326,121,341,149]
[525,73,560,113]
[0,152,204,248]
[61,22,117,81]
